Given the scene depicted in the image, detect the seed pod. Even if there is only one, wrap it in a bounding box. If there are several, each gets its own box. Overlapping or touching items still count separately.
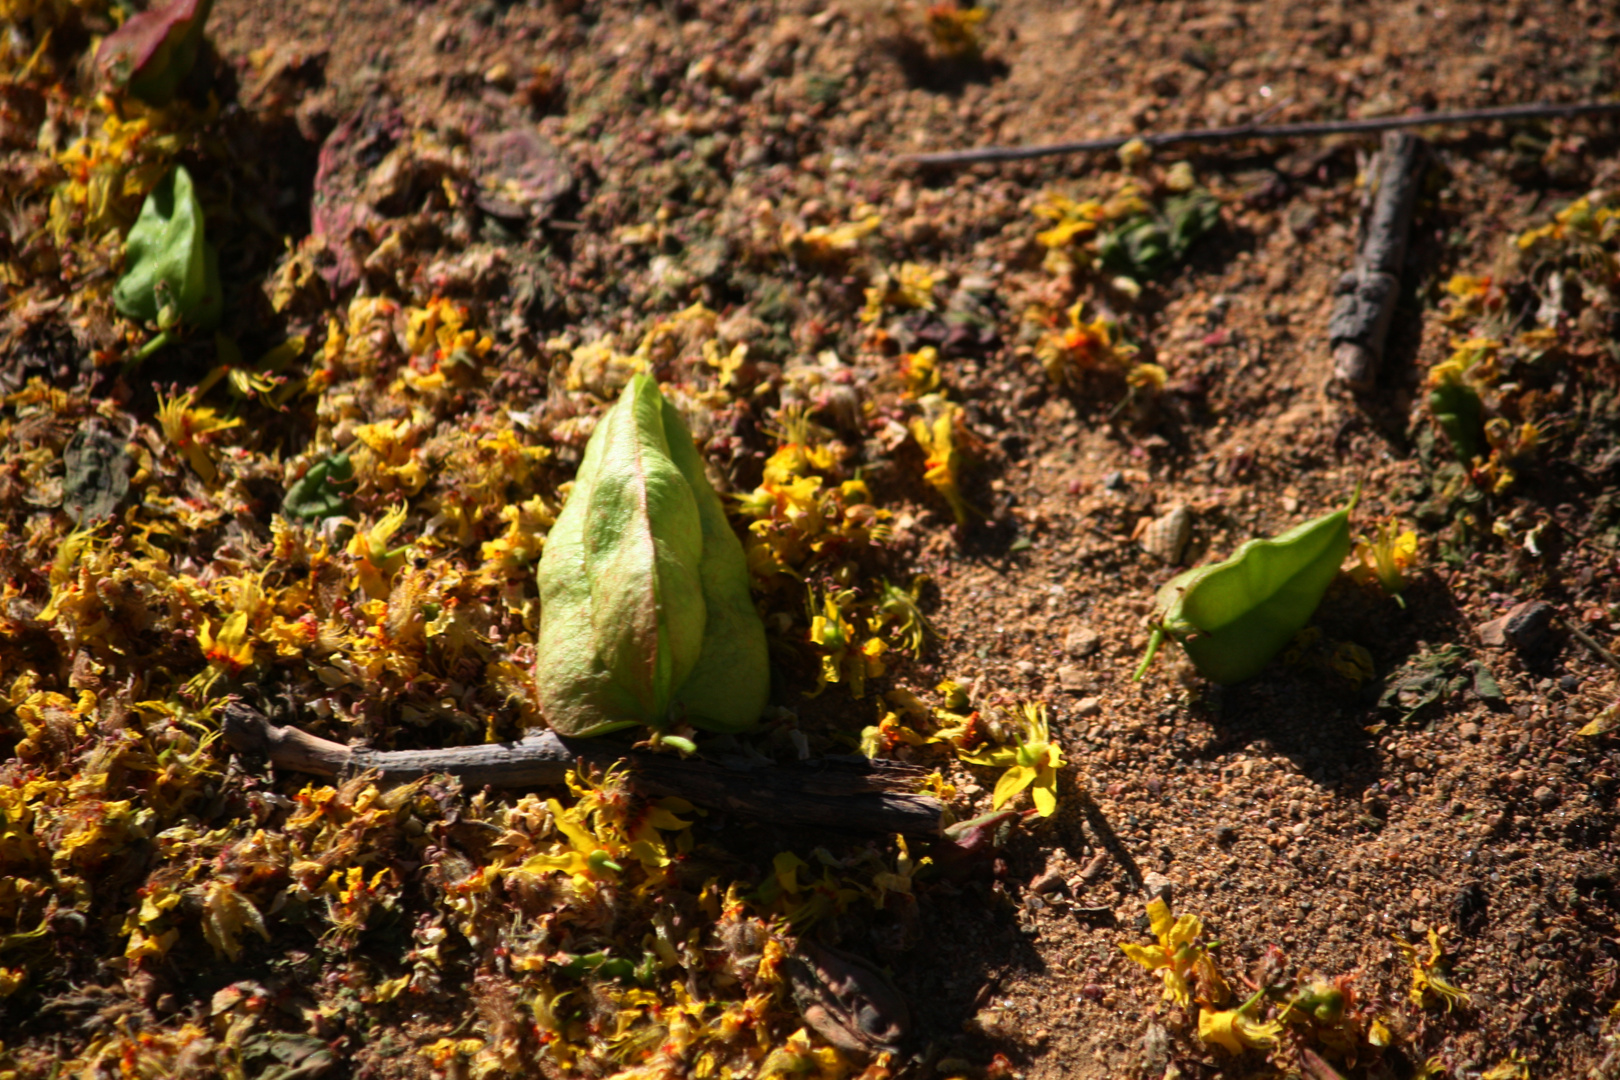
[535,375,769,736]
[1135,491,1358,685]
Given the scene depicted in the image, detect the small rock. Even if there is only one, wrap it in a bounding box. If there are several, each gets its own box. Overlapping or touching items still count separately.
[1014,660,1036,676]
[1076,852,1110,884]
[1458,721,1480,740]
[1074,696,1102,718]
[1142,871,1174,905]
[1532,785,1560,810]
[1030,870,1066,895]
[1057,665,1086,692]
[1141,504,1192,564]
[1290,822,1308,838]
[1504,601,1556,653]
[1214,823,1238,845]
[1063,625,1101,657]
[1103,470,1125,490]
[1480,600,1556,654]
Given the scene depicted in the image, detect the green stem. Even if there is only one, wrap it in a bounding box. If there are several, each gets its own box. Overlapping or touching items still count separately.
[1133,626,1165,681]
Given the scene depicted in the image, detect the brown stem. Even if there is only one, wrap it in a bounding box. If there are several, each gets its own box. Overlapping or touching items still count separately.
[221,701,944,836]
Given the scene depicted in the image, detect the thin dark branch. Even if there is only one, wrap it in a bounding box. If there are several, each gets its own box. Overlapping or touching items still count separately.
[899,100,1620,168]
[221,701,945,836]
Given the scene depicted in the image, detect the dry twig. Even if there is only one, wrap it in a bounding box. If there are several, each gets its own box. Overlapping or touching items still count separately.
[899,100,1620,168]
[221,701,946,836]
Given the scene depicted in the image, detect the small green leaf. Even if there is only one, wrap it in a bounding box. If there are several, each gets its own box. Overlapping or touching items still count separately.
[536,374,769,736]
[113,165,222,336]
[282,452,354,521]
[1138,492,1358,685]
[1428,376,1484,462]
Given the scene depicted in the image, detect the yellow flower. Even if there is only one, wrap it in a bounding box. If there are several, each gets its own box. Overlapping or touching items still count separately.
[899,345,940,398]
[1481,1051,1530,1080]
[1394,927,1471,1012]
[1198,989,1284,1054]
[1033,192,1106,249]
[1034,302,1134,386]
[784,212,882,262]
[1352,518,1419,606]
[924,2,988,59]
[156,389,242,484]
[910,396,975,526]
[861,262,939,323]
[347,503,411,600]
[959,702,1064,816]
[1119,897,1207,1007]
[807,588,885,699]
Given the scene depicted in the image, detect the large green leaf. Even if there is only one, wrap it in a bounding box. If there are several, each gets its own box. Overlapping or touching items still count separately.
[536,375,768,736]
[112,165,222,334]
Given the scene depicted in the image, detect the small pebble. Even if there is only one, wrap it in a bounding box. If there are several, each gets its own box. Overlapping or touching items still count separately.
[1214,823,1238,845]
[1057,665,1086,691]
[1064,625,1101,657]
[1015,660,1036,676]
[1142,871,1174,905]
[1030,870,1065,895]
[1458,721,1480,739]
[1532,785,1560,810]
[1074,696,1102,718]
[1103,471,1125,490]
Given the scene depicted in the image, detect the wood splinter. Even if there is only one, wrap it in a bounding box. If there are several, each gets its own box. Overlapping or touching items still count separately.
[221,701,945,837]
[1330,130,1429,390]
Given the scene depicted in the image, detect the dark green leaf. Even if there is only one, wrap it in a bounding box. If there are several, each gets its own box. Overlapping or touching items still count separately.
[282,452,354,521]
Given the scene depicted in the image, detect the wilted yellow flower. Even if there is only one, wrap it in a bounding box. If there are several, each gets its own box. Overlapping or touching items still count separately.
[784,212,882,262]
[871,577,932,654]
[156,389,243,484]
[910,395,975,525]
[1395,927,1471,1012]
[959,701,1064,816]
[807,588,886,698]
[200,880,269,961]
[347,503,411,600]
[1033,192,1107,249]
[1120,897,1207,1007]
[1126,362,1168,394]
[1481,1051,1530,1080]
[899,346,940,398]
[1198,989,1284,1054]
[861,262,939,323]
[1352,518,1418,606]
[923,2,988,58]
[1033,302,1134,386]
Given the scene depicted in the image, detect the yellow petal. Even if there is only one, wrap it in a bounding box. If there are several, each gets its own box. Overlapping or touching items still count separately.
[1030,778,1057,817]
[991,765,1035,809]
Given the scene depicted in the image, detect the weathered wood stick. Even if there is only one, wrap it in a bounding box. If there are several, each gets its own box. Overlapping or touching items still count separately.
[221,702,945,836]
[899,99,1620,167]
[1329,131,1428,390]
